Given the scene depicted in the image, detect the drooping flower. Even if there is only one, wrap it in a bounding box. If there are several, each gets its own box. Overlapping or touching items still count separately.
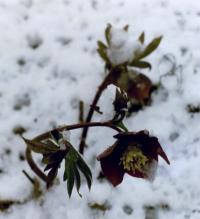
[97,130,170,186]
[112,70,152,102]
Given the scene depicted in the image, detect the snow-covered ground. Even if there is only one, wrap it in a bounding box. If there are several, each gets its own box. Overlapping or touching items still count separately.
[1,0,200,218]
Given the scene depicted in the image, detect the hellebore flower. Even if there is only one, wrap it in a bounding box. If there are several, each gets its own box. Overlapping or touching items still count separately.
[97,130,170,186]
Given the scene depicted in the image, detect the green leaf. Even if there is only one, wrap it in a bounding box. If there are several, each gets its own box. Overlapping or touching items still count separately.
[135,36,162,60]
[129,60,152,70]
[97,48,110,64]
[64,145,78,181]
[23,137,60,154]
[63,144,92,196]
[138,32,145,44]
[77,158,92,190]
[65,157,75,197]
[74,167,82,197]
[97,40,107,50]
[105,23,112,46]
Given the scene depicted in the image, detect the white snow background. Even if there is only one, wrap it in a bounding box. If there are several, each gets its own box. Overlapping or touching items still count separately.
[0,0,200,218]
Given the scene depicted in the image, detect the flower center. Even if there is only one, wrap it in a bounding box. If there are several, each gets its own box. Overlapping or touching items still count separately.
[120,146,149,172]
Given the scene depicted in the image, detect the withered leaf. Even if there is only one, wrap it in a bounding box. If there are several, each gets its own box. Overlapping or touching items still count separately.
[23,137,60,154]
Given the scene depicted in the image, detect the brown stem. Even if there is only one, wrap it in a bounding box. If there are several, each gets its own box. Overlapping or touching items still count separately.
[25,121,122,184]
[79,100,84,123]
[78,72,112,154]
[22,170,35,185]
[34,121,121,142]
[25,147,48,183]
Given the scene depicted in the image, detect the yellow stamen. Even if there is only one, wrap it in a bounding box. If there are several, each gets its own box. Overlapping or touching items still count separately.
[120,146,148,173]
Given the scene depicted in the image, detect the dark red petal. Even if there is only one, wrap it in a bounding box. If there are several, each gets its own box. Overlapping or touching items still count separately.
[99,156,125,187]
[97,145,116,160]
[114,130,149,140]
[146,136,170,165]
[157,145,170,165]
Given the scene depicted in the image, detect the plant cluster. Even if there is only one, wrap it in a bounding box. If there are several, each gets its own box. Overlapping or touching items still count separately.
[23,24,170,197]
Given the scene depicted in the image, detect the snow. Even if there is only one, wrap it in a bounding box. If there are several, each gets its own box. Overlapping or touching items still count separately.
[62,130,71,142]
[0,0,200,218]
[106,27,143,65]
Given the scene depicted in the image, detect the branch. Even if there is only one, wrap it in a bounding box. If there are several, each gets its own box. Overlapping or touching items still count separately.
[25,121,122,184]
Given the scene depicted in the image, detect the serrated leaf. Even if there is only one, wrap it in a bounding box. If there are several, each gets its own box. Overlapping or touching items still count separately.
[64,143,92,196]
[138,32,145,44]
[64,147,77,175]
[78,156,92,179]
[105,23,112,45]
[129,60,152,70]
[77,159,92,190]
[74,167,82,197]
[23,137,60,154]
[135,36,162,60]
[65,158,75,197]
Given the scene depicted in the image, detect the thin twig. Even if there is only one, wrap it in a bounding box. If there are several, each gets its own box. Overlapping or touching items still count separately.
[78,71,113,154]
[79,100,84,123]
[22,170,35,185]
[25,147,48,183]
[34,121,122,142]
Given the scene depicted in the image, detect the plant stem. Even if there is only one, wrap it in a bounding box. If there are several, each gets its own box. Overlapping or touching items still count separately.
[25,147,48,183]
[25,120,122,184]
[78,72,112,154]
[34,121,121,141]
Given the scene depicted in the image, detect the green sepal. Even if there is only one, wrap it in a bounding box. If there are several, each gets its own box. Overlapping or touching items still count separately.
[105,23,112,46]
[135,36,162,60]
[97,41,110,64]
[129,60,152,70]
[138,32,145,44]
